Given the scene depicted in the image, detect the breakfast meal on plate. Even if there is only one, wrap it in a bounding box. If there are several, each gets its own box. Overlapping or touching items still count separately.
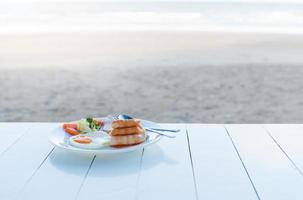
[110,119,146,147]
[61,117,148,150]
[63,117,104,136]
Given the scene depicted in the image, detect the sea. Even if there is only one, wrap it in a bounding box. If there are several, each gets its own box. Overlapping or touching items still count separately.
[1,0,303,33]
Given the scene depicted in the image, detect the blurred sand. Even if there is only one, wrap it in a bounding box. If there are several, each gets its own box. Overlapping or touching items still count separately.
[1,31,303,123]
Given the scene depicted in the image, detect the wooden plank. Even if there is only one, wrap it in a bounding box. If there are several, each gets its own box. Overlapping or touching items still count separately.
[76,150,143,200]
[187,124,258,200]
[136,124,197,200]
[0,123,32,155]
[226,124,303,200]
[17,148,95,200]
[0,123,56,200]
[264,124,303,175]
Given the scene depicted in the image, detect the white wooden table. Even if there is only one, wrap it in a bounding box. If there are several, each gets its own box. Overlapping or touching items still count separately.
[1,123,303,200]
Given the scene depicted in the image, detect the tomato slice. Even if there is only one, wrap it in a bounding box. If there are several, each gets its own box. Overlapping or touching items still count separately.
[64,127,80,136]
[63,123,78,130]
[96,120,104,126]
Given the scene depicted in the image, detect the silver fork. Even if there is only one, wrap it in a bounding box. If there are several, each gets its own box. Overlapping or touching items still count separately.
[144,128,177,138]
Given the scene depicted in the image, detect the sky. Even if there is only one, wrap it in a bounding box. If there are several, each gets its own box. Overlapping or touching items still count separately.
[1,0,303,33]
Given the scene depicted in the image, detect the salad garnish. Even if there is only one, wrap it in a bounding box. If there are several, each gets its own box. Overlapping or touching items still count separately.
[63,117,104,135]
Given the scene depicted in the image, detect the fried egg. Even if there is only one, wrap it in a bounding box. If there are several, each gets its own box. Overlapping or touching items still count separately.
[69,134,110,149]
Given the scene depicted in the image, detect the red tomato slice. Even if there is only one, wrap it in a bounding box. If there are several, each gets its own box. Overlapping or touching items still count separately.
[63,123,78,130]
[64,127,80,136]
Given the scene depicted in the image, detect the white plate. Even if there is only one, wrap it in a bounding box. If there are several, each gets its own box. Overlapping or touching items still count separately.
[49,118,162,154]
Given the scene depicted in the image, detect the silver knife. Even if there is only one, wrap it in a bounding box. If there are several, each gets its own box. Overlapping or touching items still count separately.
[148,128,180,132]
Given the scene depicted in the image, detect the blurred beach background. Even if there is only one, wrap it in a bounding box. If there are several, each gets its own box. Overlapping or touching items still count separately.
[1,0,303,123]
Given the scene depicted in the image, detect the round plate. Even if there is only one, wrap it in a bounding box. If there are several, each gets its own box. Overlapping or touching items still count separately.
[49,118,162,154]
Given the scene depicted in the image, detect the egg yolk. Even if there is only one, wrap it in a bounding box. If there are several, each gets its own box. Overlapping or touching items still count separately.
[73,136,92,144]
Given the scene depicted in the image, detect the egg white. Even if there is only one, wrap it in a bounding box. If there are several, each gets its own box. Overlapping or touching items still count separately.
[69,135,110,149]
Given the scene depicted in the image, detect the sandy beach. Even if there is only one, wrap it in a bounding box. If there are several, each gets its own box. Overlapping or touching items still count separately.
[1,31,303,123]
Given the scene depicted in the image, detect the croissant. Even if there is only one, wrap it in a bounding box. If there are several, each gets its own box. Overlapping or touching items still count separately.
[110,133,146,147]
[112,119,140,129]
[110,126,144,136]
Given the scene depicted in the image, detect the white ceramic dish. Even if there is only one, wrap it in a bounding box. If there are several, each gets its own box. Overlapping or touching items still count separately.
[49,118,162,154]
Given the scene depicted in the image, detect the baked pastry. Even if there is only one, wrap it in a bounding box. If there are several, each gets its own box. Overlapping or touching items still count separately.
[110,126,144,136]
[112,119,140,129]
[110,119,146,147]
[110,133,146,147]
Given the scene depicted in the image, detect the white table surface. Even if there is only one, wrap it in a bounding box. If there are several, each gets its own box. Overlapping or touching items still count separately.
[0,123,303,200]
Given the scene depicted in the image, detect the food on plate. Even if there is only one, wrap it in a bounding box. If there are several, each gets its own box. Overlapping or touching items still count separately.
[69,135,109,149]
[110,133,146,147]
[62,117,148,150]
[110,119,146,147]
[77,118,103,133]
[110,126,144,136]
[73,135,92,144]
[112,119,140,129]
[63,117,104,135]
[64,127,80,136]
[63,123,77,129]
[77,119,93,133]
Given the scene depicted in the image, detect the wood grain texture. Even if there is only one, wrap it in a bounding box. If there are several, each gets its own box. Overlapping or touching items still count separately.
[17,148,95,200]
[187,124,258,200]
[136,124,196,200]
[2,123,303,200]
[0,123,56,200]
[264,124,303,175]
[0,123,32,155]
[226,124,303,200]
[77,151,143,200]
